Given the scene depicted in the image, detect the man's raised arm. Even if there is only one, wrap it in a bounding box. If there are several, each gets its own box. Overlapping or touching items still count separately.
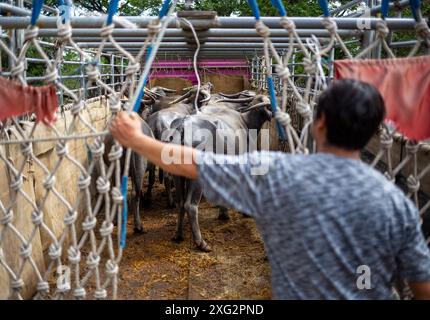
[109,112,198,179]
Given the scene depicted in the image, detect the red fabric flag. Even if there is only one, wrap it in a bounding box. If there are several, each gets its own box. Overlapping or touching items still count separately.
[334,56,430,141]
[0,77,58,125]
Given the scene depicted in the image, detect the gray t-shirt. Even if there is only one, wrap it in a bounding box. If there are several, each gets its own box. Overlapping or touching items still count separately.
[196,151,430,300]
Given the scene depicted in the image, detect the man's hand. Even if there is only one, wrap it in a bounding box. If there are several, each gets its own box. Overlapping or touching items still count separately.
[109,112,143,149]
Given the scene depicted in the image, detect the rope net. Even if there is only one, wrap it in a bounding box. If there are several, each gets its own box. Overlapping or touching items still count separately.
[0,0,176,299]
[0,0,429,300]
[249,0,430,239]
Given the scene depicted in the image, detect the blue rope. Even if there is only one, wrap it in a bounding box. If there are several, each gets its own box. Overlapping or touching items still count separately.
[382,0,420,21]
[247,0,261,20]
[381,0,390,19]
[318,0,330,17]
[120,175,128,249]
[31,0,44,26]
[267,77,286,140]
[132,45,152,113]
[121,1,171,249]
[58,0,72,25]
[106,0,120,25]
[410,0,421,21]
[270,0,287,17]
[159,0,172,19]
[247,0,285,141]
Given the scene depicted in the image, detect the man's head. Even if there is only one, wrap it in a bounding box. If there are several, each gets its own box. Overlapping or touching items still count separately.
[312,79,386,152]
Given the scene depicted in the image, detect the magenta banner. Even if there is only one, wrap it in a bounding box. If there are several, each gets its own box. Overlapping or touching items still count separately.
[149,59,250,84]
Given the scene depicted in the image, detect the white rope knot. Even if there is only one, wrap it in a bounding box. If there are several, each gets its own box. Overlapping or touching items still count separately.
[303,58,315,75]
[106,260,119,277]
[255,20,270,39]
[82,216,97,231]
[406,141,420,154]
[11,62,25,78]
[407,175,420,193]
[100,221,114,237]
[20,142,33,157]
[24,26,39,42]
[86,251,100,269]
[296,101,313,119]
[109,95,121,113]
[384,171,395,182]
[11,278,24,290]
[275,110,291,127]
[0,210,13,225]
[19,244,32,259]
[71,101,84,115]
[111,187,123,204]
[78,175,91,190]
[64,210,78,226]
[125,61,140,76]
[297,146,310,155]
[57,23,72,43]
[10,175,23,191]
[95,288,107,299]
[376,20,390,39]
[31,210,43,226]
[148,20,162,37]
[100,23,115,39]
[73,287,86,299]
[37,281,50,293]
[55,141,68,157]
[67,246,81,264]
[85,64,100,81]
[275,64,290,81]
[48,243,62,260]
[43,174,56,190]
[380,132,393,149]
[90,139,105,158]
[415,20,430,40]
[96,176,110,194]
[56,281,70,293]
[108,144,123,162]
[280,16,296,32]
[322,17,338,35]
[44,65,58,83]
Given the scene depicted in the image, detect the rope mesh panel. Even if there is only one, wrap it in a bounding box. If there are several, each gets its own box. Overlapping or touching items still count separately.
[0,3,171,299]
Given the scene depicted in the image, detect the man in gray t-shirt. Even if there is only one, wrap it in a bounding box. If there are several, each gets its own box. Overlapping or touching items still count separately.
[110,79,430,299]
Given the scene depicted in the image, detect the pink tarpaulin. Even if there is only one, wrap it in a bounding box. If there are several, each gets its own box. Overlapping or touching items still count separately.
[149,59,250,84]
[0,77,58,125]
[334,56,430,141]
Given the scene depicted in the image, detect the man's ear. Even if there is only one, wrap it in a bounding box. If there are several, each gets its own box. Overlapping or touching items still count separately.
[312,113,327,148]
[314,114,326,132]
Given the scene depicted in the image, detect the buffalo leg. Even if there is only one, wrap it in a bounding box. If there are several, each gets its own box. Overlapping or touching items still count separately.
[143,164,155,207]
[172,176,185,242]
[185,180,211,252]
[218,206,230,220]
[164,173,175,208]
[131,154,145,234]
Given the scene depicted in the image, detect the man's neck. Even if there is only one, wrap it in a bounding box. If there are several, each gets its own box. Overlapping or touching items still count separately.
[318,144,361,160]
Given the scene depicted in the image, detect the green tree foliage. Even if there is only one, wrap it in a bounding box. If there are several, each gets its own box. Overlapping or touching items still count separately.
[46,0,358,17]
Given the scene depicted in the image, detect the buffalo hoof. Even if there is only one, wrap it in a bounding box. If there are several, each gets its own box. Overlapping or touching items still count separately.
[172,234,184,243]
[241,212,252,219]
[133,227,146,234]
[142,198,152,208]
[218,212,230,221]
[197,241,212,252]
[167,200,176,209]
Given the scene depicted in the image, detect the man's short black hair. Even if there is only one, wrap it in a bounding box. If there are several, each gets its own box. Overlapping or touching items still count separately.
[315,79,386,150]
